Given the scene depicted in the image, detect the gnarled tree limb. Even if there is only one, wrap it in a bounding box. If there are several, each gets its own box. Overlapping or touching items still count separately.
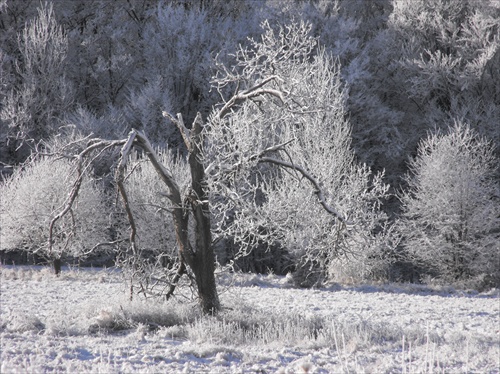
[217,76,284,120]
[47,138,126,258]
[258,156,351,225]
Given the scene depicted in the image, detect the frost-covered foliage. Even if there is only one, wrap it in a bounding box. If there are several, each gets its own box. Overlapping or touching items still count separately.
[56,0,266,148]
[339,0,500,184]
[398,123,500,287]
[66,106,129,142]
[0,155,109,261]
[1,2,74,145]
[61,0,152,115]
[205,21,395,286]
[390,0,499,106]
[139,4,257,116]
[0,0,498,289]
[0,0,267,159]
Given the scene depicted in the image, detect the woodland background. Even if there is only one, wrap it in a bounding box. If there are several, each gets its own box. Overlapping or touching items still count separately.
[1,0,499,291]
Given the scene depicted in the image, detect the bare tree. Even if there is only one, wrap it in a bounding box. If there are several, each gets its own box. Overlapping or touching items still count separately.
[1,2,74,145]
[47,21,392,313]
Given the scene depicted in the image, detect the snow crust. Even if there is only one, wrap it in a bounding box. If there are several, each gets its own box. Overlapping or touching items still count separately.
[1,266,498,373]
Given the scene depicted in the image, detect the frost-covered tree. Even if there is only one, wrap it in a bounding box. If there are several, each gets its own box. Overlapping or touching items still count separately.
[1,2,74,158]
[124,1,265,147]
[0,151,110,275]
[341,0,500,185]
[65,0,150,113]
[398,123,500,287]
[47,21,392,312]
[118,149,191,295]
[205,21,395,286]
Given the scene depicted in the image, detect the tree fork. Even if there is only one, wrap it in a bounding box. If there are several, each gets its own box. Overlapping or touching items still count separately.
[162,112,220,314]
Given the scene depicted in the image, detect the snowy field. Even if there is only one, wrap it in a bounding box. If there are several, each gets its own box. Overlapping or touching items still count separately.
[1,265,499,373]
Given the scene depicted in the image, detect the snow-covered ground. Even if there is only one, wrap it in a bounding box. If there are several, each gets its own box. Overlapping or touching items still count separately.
[1,266,498,373]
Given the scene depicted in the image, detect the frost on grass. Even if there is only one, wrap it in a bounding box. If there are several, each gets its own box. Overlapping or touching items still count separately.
[1,267,499,373]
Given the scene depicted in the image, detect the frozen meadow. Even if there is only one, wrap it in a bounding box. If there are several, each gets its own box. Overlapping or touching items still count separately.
[0,266,498,373]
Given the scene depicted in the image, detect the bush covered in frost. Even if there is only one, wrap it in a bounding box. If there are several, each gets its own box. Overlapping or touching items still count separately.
[0,154,110,265]
[398,123,500,288]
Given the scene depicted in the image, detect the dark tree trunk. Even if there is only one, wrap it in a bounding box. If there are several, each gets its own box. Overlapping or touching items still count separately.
[182,114,220,314]
[186,115,220,314]
[53,258,62,276]
[149,113,221,314]
[172,206,220,314]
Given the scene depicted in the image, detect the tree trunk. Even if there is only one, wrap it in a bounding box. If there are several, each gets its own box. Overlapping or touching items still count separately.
[191,255,220,314]
[186,173,220,314]
[160,113,221,314]
[186,114,220,314]
[53,258,62,276]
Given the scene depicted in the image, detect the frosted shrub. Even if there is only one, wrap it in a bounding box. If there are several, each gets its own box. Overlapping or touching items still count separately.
[124,150,190,255]
[126,81,178,147]
[6,313,45,333]
[0,155,109,267]
[388,0,500,144]
[66,106,129,141]
[398,123,500,287]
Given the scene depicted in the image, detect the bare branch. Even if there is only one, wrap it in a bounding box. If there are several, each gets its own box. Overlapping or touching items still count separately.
[84,238,130,256]
[258,156,351,225]
[124,159,145,182]
[46,135,128,258]
[47,154,85,257]
[130,130,196,268]
[43,129,196,301]
[162,111,192,151]
[246,75,284,94]
[250,138,295,158]
[115,131,139,255]
[137,202,173,213]
[132,130,183,208]
[217,76,285,120]
[62,132,94,149]
[165,260,186,300]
